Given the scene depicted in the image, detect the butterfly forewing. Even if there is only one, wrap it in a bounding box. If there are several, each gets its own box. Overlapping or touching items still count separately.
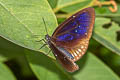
[52,7,95,48]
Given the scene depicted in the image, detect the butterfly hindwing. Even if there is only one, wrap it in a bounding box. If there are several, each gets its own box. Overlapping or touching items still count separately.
[49,40,79,72]
[65,40,89,61]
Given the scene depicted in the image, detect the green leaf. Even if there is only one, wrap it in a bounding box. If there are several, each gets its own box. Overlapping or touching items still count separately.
[95,5,120,17]
[0,37,24,62]
[0,62,16,80]
[54,0,94,13]
[25,50,72,80]
[25,50,120,80]
[47,0,58,8]
[0,36,33,76]
[0,0,57,55]
[72,52,120,80]
[93,18,120,55]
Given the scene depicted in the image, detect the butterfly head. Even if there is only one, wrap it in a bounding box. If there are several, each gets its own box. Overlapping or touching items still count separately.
[45,34,51,41]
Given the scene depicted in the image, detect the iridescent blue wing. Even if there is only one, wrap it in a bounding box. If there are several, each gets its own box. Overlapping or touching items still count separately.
[52,7,95,61]
[52,8,95,45]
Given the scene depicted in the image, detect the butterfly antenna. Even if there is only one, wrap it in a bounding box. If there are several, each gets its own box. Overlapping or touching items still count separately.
[42,17,48,35]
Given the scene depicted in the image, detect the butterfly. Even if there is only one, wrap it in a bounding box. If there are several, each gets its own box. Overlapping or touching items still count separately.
[44,7,95,72]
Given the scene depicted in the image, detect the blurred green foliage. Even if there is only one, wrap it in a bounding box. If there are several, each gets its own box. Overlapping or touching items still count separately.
[0,0,120,80]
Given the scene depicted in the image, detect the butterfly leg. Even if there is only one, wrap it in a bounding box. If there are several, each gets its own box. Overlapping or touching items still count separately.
[46,49,52,55]
[32,34,46,43]
[37,39,52,55]
[35,38,48,50]
[36,39,45,42]
[39,43,47,50]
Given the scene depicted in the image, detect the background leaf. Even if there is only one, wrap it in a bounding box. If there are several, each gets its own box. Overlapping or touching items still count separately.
[0,37,24,62]
[0,62,16,80]
[25,50,120,80]
[95,5,120,17]
[73,52,120,80]
[93,18,120,55]
[0,36,35,78]
[47,0,58,8]
[25,50,71,80]
[0,0,57,55]
[53,0,94,13]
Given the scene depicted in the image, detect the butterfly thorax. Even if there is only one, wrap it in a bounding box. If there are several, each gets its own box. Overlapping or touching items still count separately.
[45,34,52,44]
[45,34,50,40]
[45,34,58,46]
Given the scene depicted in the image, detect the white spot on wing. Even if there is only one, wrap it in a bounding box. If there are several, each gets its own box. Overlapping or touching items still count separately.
[74,52,77,56]
[73,16,75,18]
[82,52,84,55]
[78,49,81,52]
[85,33,87,35]
[77,57,79,59]
[71,53,74,57]
[85,46,87,49]
[79,54,82,57]
[81,46,84,49]
[55,54,57,57]
[83,49,86,51]
[76,50,79,55]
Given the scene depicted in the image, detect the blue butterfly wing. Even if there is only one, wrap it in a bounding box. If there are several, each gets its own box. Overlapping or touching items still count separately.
[52,8,95,47]
[56,12,90,41]
[52,7,95,61]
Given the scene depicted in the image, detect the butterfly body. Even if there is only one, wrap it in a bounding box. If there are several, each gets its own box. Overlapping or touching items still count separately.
[45,7,95,72]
